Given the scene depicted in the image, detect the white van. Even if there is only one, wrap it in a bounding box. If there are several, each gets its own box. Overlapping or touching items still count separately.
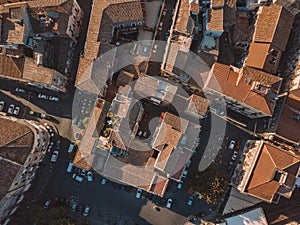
[68,141,75,153]
[66,162,73,173]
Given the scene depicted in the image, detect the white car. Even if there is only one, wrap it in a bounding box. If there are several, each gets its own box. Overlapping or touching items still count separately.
[232,151,239,161]
[15,87,26,93]
[162,9,167,16]
[166,198,173,209]
[8,104,14,114]
[187,196,193,206]
[38,93,49,100]
[228,140,236,150]
[136,188,142,198]
[177,181,183,189]
[101,178,107,185]
[73,174,84,182]
[87,171,93,182]
[152,44,158,53]
[83,206,90,216]
[49,96,60,102]
[0,101,4,111]
[50,150,59,162]
[13,106,20,116]
[182,169,188,178]
[158,22,163,30]
[43,199,51,209]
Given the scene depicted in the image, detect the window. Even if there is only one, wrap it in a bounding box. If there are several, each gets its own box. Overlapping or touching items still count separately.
[131,22,136,27]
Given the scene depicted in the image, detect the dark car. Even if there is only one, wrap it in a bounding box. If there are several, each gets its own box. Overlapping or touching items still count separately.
[29,110,41,117]
[40,113,52,120]
[151,194,158,203]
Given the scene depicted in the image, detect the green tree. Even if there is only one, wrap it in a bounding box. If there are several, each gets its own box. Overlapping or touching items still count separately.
[186,164,228,205]
[82,117,90,128]
[29,205,47,225]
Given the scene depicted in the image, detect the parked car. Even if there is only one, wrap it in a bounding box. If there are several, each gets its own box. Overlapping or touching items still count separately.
[228,140,236,150]
[78,168,86,176]
[29,110,41,117]
[71,202,77,212]
[162,8,167,16]
[177,181,183,189]
[166,198,173,209]
[187,196,193,206]
[7,104,14,114]
[158,22,163,30]
[38,93,49,100]
[40,113,51,120]
[73,174,84,182]
[83,206,90,216]
[152,44,158,53]
[15,87,26,93]
[136,188,142,198]
[101,178,107,185]
[186,159,191,167]
[66,162,73,173]
[43,199,51,209]
[137,130,143,137]
[0,101,4,111]
[50,150,59,162]
[182,169,188,178]
[68,141,75,153]
[231,151,238,161]
[13,106,20,116]
[87,171,93,182]
[49,96,60,102]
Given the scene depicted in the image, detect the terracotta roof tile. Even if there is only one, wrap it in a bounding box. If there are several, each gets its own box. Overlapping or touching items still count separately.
[174,0,190,33]
[74,99,106,170]
[246,42,271,69]
[254,4,294,50]
[211,0,225,7]
[28,0,69,8]
[149,174,169,196]
[187,94,209,117]
[0,55,24,79]
[190,2,199,14]
[206,63,282,115]
[276,92,300,144]
[245,143,300,202]
[248,181,280,202]
[207,8,223,32]
[163,112,188,132]
[75,0,143,87]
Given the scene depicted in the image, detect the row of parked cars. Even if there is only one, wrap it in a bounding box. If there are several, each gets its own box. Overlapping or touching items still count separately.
[0,101,20,116]
[44,198,90,217]
[15,87,60,102]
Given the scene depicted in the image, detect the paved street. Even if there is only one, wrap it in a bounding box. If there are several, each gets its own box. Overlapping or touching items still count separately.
[147,0,177,76]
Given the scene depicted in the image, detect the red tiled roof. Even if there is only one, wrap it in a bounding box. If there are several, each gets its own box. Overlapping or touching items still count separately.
[149,175,169,196]
[245,143,300,202]
[254,4,294,50]
[206,63,282,115]
[276,91,300,144]
[75,0,143,87]
[246,42,271,69]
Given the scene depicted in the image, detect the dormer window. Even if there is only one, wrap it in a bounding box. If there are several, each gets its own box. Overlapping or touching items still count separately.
[273,170,287,184]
